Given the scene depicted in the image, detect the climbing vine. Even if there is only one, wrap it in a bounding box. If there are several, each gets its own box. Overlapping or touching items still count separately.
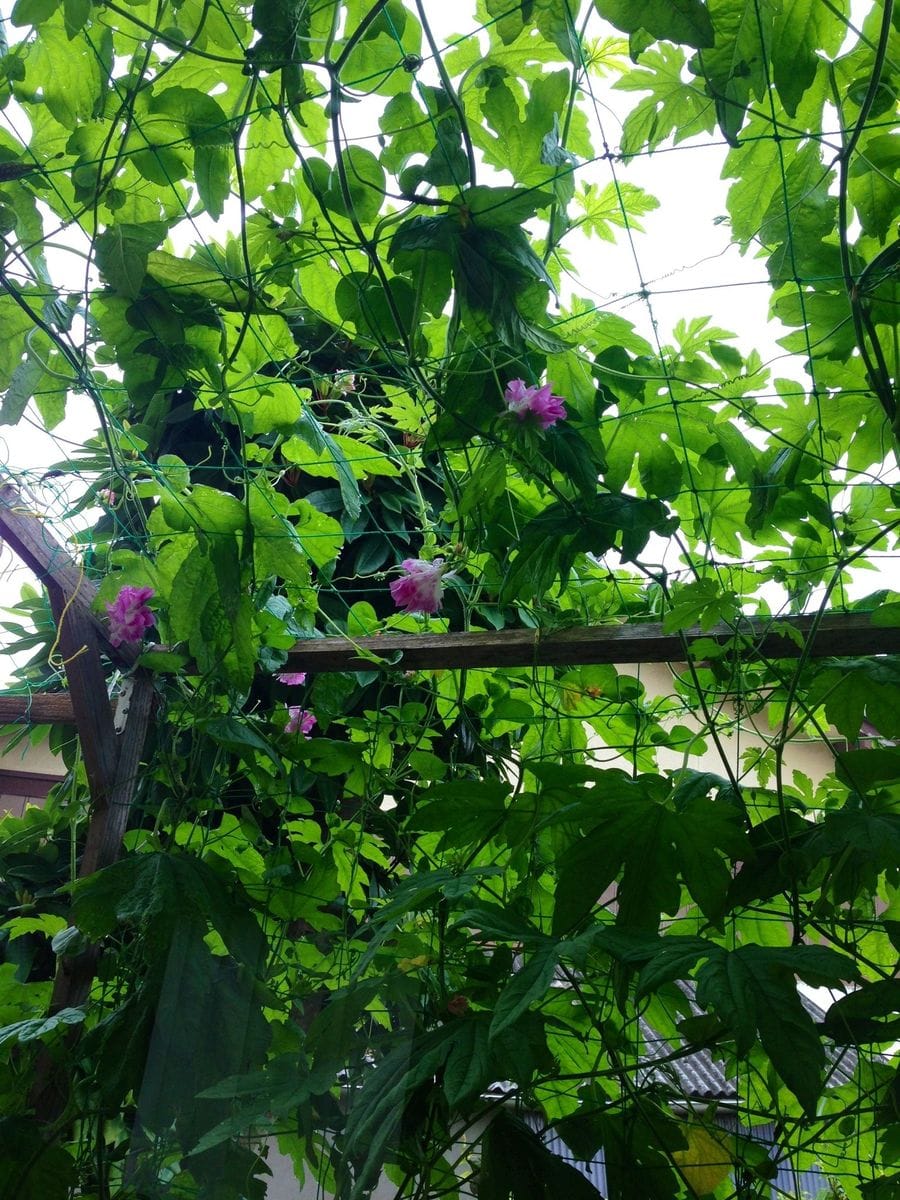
[0,1,898,1197]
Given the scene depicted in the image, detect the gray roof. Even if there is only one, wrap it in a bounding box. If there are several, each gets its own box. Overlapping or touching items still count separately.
[636,989,858,1101]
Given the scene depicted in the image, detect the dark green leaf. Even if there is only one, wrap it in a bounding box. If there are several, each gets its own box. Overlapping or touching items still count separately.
[0,1119,76,1200]
[443,1017,492,1106]
[480,1110,604,1200]
[823,979,900,1045]
[594,0,715,49]
[62,0,89,37]
[696,944,857,1113]
[502,493,677,603]
[195,145,231,220]
[490,942,558,1039]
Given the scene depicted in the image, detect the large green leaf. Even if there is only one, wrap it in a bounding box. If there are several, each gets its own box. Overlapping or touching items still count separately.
[490,942,558,1039]
[553,787,747,934]
[94,222,167,298]
[501,493,677,602]
[480,1110,604,1200]
[594,0,715,49]
[772,0,847,116]
[71,852,266,970]
[696,944,858,1113]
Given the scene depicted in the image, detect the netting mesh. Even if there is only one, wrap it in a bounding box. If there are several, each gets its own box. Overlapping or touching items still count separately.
[0,0,896,1197]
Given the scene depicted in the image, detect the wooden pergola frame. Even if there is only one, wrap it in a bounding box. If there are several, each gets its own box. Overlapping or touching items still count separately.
[3,611,899,727]
[1,483,898,1116]
[0,485,154,1116]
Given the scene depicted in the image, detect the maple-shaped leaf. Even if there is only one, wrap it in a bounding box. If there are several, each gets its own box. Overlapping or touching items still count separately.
[553,787,748,935]
[696,944,859,1114]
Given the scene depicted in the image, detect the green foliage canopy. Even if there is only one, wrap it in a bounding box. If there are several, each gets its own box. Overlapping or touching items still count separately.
[0,0,898,1197]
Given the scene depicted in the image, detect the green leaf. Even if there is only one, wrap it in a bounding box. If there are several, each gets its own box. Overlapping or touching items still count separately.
[26,24,101,128]
[453,903,549,947]
[148,87,235,148]
[0,1006,85,1047]
[128,919,270,1136]
[835,747,900,793]
[195,145,231,220]
[341,1028,455,1198]
[662,578,739,633]
[849,135,900,242]
[772,0,847,117]
[862,1178,900,1200]
[10,0,60,26]
[287,412,363,519]
[136,649,187,673]
[0,353,45,425]
[62,0,90,38]
[410,779,510,851]
[456,185,551,228]
[443,1017,492,1106]
[502,493,677,603]
[204,715,285,775]
[94,223,166,298]
[490,942,558,1038]
[231,381,302,435]
[553,785,746,934]
[696,944,857,1113]
[289,498,344,569]
[822,979,900,1045]
[325,146,385,225]
[71,853,266,970]
[594,0,714,49]
[480,1110,605,1200]
[0,1119,76,1200]
[0,293,42,391]
[145,250,247,306]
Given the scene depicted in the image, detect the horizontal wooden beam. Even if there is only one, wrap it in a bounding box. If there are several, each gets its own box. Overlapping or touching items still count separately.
[3,613,897,725]
[0,693,76,724]
[284,613,900,672]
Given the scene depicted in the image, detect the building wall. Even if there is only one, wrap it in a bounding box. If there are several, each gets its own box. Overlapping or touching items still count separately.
[0,733,62,815]
[616,660,837,785]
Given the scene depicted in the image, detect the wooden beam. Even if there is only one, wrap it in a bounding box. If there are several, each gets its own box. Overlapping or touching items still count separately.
[284,613,900,672]
[0,484,137,665]
[46,583,119,807]
[3,613,896,730]
[79,673,154,879]
[48,672,155,1021]
[0,692,75,724]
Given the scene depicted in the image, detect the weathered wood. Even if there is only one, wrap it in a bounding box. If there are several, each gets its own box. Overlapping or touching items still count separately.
[29,587,122,1123]
[283,613,900,672]
[0,484,137,665]
[0,692,75,723]
[79,672,154,879]
[3,613,897,735]
[47,583,119,808]
[46,672,155,1023]
[0,488,155,1124]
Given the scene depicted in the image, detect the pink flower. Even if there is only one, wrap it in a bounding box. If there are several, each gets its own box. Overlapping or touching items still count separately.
[503,379,567,429]
[276,671,307,686]
[98,487,117,505]
[389,558,447,615]
[105,585,155,647]
[285,706,316,737]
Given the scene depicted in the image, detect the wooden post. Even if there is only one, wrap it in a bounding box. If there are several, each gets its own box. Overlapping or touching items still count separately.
[0,487,154,1120]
